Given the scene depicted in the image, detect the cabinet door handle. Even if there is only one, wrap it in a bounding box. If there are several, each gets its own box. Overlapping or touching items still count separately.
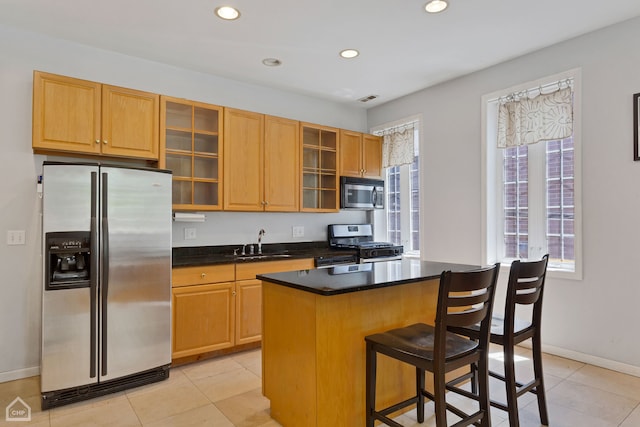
[201,273,206,278]
[232,290,236,296]
[264,201,269,206]
[103,140,108,144]
[95,139,100,144]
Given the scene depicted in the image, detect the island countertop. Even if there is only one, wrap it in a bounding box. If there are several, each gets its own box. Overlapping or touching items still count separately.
[257,258,481,295]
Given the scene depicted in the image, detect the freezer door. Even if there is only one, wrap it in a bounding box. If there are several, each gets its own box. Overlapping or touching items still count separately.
[99,167,172,381]
[41,163,99,392]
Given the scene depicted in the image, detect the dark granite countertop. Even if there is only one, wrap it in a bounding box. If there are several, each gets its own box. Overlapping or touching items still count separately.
[257,259,481,296]
[172,242,356,267]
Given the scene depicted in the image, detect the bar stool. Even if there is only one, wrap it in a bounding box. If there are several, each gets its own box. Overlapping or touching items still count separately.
[364,263,500,427]
[451,255,549,427]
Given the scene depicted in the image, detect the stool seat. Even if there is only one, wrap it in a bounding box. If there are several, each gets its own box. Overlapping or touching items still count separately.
[367,323,479,362]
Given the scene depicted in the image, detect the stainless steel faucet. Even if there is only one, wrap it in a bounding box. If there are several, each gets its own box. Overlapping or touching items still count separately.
[258,229,266,254]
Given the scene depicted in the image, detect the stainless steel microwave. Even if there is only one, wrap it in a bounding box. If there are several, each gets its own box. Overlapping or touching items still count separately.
[340,176,384,209]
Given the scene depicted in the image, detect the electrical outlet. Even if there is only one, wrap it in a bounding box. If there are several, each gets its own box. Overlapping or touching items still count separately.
[7,230,26,245]
[184,228,196,240]
[292,226,304,237]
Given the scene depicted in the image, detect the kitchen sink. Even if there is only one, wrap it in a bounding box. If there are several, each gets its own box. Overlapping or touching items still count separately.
[235,254,293,261]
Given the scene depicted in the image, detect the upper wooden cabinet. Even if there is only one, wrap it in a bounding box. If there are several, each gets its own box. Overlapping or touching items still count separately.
[224,110,299,212]
[32,71,159,160]
[301,123,339,212]
[224,108,265,211]
[264,116,300,212]
[339,130,382,179]
[160,96,223,210]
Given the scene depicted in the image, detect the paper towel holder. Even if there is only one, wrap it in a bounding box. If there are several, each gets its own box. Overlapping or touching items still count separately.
[173,212,206,222]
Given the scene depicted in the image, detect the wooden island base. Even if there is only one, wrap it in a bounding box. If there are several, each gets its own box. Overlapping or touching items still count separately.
[262,278,443,427]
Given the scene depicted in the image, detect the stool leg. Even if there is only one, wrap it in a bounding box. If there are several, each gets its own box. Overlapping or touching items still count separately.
[532,334,549,425]
[433,369,447,427]
[470,361,478,394]
[416,367,425,423]
[477,353,492,427]
[503,344,520,427]
[365,342,377,427]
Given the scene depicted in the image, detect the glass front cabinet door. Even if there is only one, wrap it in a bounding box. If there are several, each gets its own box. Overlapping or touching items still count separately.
[161,97,223,210]
[301,123,339,212]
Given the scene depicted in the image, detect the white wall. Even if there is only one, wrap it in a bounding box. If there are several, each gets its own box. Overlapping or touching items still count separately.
[0,24,368,381]
[368,17,640,373]
[172,211,365,247]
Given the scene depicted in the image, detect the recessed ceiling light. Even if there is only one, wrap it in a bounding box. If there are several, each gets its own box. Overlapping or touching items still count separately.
[424,0,448,13]
[215,6,240,20]
[262,58,282,67]
[340,49,359,59]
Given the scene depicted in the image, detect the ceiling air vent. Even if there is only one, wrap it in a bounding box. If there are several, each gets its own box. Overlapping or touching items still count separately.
[358,95,378,103]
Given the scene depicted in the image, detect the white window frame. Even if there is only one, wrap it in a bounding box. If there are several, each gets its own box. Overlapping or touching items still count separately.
[481,69,583,280]
[370,114,422,258]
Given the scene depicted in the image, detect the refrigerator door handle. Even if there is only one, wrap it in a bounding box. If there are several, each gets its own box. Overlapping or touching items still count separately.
[90,172,98,379]
[101,172,109,377]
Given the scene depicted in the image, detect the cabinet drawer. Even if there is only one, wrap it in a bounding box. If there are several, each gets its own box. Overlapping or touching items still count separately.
[236,258,314,280]
[172,264,235,287]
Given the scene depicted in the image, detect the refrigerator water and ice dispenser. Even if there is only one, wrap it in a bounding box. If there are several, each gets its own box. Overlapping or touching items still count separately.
[45,231,91,290]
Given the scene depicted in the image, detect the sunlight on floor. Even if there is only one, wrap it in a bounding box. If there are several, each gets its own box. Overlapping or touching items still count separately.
[489,351,529,363]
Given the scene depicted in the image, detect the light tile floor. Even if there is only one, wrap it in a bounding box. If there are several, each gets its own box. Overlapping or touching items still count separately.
[1,345,639,426]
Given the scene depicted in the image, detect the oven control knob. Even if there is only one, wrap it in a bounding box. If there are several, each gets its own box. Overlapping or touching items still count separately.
[370,250,377,257]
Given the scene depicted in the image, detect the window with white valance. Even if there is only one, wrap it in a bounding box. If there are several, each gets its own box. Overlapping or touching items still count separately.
[372,118,421,255]
[483,71,582,279]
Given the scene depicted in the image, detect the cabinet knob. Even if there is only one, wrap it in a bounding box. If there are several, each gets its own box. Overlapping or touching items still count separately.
[201,273,206,278]
[232,290,236,296]
[95,139,100,144]
[103,140,108,144]
[265,201,269,206]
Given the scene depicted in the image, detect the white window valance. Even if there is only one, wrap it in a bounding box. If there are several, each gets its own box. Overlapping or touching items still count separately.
[497,86,573,148]
[382,124,415,168]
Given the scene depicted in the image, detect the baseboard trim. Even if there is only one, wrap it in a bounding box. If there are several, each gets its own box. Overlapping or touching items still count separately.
[518,342,640,378]
[0,366,40,384]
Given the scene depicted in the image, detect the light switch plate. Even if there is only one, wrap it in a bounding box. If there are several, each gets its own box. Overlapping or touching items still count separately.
[184,228,196,240]
[292,226,304,237]
[7,230,26,245]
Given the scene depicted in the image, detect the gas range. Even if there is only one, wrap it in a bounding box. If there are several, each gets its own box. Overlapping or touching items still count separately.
[323,224,403,265]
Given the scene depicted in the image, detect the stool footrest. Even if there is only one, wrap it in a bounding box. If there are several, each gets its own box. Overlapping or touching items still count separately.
[378,396,418,417]
[370,396,416,427]
[516,378,541,397]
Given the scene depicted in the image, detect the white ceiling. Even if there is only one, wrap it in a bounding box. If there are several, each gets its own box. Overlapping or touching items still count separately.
[2,0,640,108]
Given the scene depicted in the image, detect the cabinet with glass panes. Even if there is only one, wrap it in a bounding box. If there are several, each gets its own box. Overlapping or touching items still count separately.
[300,123,339,212]
[160,97,223,210]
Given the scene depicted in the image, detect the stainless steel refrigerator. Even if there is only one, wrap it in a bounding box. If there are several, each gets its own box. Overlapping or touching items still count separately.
[41,162,172,409]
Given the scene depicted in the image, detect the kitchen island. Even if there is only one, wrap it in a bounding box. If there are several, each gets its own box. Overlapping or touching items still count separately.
[257,259,480,427]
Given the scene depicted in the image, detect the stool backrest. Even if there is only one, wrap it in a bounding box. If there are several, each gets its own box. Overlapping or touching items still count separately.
[504,254,549,336]
[434,263,500,363]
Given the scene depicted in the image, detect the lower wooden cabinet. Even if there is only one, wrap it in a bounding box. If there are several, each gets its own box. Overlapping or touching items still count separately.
[171,258,314,360]
[235,279,263,345]
[172,282,235,358]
